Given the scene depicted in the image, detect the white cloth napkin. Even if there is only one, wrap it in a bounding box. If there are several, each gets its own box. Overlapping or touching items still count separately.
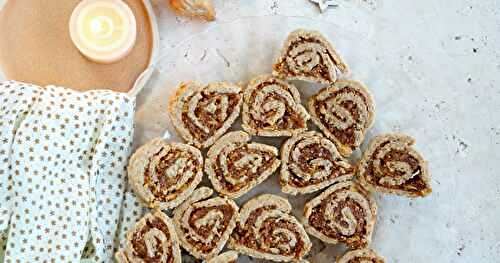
[0,80,140,262]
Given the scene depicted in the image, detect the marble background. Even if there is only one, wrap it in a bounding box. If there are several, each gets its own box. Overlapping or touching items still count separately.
[1,0,500,262]
[136,1,500,262]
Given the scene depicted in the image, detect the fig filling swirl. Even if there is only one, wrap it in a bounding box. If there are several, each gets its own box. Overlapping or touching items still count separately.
[144,148,200,202]
[273,29,349,84]
[206,131,281,199]
[115,211,181,263]
[358,133,432,197]
[128,139,203,209]
[169,81,243,148]
[309,80,375,157]
[233,206,305,258]
[229,195,311,262]
[242,75,309,137]
[131,217,175,262]
[281,131,354,194]
[282,38,333,80]
[215,146,276,192]
[182,92,241,142]
[182,205,235,253]
[337,248,386,263]
[304,181,377,249]
[173,187,239,260]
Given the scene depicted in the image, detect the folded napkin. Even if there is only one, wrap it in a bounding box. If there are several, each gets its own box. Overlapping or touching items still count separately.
[0,80,142,262]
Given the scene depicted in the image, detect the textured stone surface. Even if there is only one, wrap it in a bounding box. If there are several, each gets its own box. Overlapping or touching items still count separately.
[1,0,499,262]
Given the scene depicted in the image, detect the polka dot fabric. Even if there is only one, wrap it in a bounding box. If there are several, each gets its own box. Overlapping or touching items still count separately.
[0,81,135,262]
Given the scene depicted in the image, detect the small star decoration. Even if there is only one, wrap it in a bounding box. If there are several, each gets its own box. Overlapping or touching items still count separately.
[309,0,339,13]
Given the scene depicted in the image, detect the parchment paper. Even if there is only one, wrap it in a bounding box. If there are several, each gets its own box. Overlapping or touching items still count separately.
[134,15,387,262]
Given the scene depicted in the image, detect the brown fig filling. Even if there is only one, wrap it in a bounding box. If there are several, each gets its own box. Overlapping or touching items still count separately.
[366,140,426,193]
[274,37,333,81]
[308,194,368,249]
[182,205,235,253]
[143,148,200,202]
[232,207,306,259]
[313,87,368,147]
[347,257,383,263]
[131,217,174,263]
[247,80,306,130]
[182,93,240,141]
[214,147,277,192]
[286,143,354,187]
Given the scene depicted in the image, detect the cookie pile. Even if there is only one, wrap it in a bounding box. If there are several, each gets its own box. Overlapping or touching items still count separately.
[116,29,432,263]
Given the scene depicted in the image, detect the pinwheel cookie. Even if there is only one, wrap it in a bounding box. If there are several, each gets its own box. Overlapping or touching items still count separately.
[207,251,239,263]
[173,187,240,260]
[229,194,312,262]
[115,210,181,263]
[358,133,432,198]
[303,180,377,249]
[205,131,281,199]
[273,29,349,84]
[308,79,375,157]
[280,131,355,195]
[242,75,310,137]
[169,81,243,148]
[337,248,385,263]
[128,138,203,210]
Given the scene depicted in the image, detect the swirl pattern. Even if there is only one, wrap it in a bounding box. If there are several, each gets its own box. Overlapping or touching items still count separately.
[115,211,181,263]
[337,248,385,263]
[206,131,281,199]
[358,133,432,198]
[303,180,377,249]
[273,29,349,84]
[308,79,375,157]
[173,187,239,260]
[128,138,203,209]
[207,251,239,263]
[229,194,312,262]
[169,81,243,148]
[242,75,310,137]
[280,131,355,195]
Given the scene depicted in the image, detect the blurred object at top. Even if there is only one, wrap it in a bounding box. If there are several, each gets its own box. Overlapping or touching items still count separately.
[169,0,216,21]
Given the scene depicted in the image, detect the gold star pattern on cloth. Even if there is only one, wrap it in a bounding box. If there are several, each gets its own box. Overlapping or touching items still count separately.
[0,81,135,262]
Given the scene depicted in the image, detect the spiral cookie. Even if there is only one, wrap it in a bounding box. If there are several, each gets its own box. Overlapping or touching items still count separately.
[173,187,239,260]
[207,251,239,263]
[280,131,355,195]
[128,138,203,210]
[115,210,181,263]
[308,80,375,157]
[229,194,312,262]
[303,180,377,249]
[358,133,432,198]
[169,81,243,148]
[273,29,349,84]
[337,248,385,263]
[206,131,281,199]
[242,75,310,137]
